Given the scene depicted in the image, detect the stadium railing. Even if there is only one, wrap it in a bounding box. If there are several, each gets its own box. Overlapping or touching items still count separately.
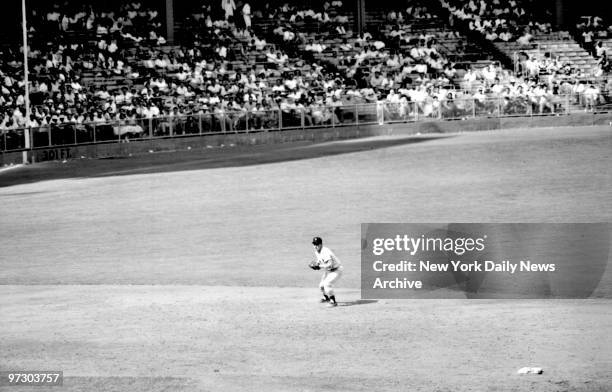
[0,94,608,153]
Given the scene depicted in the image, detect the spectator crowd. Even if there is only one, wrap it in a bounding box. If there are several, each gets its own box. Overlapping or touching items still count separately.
[576,16,611,73]
[1,0,610,147]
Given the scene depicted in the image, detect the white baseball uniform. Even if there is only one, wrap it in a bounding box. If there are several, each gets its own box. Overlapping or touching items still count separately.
[314,246,343,296]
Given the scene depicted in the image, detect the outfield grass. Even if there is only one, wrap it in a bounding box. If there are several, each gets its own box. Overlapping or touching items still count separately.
[0,126,610,391]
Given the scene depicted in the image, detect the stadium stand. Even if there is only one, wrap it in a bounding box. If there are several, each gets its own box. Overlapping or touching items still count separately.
[1,0,611,152]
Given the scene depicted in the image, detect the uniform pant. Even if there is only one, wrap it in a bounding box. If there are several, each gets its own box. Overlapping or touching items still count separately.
[319,267,343,296]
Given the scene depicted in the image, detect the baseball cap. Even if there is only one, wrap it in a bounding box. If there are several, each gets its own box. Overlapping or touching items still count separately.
[312,237,322,245]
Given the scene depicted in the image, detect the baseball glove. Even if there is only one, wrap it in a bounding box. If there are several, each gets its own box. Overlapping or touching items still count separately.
[308,261,320,270]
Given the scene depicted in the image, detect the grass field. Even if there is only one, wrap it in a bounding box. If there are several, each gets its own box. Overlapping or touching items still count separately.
[1,125,611,391]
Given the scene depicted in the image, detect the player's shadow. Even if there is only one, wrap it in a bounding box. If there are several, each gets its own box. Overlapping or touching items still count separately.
[339,300,378,307]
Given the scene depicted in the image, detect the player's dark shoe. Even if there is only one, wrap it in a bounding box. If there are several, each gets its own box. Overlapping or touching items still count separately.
[320,298,330,303]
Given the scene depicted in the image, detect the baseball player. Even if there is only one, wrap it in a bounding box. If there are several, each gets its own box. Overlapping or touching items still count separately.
[310,236,343,307]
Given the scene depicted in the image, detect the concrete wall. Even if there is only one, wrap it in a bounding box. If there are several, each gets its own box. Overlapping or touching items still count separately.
[2,113,612,166]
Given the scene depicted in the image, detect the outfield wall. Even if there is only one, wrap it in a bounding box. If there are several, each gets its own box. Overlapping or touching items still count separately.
[2,113,611,166]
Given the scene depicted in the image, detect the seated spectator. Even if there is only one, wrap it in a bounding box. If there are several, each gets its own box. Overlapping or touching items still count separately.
[517,30,534,46]
[595,41,607,59]
[305,40,326,53]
